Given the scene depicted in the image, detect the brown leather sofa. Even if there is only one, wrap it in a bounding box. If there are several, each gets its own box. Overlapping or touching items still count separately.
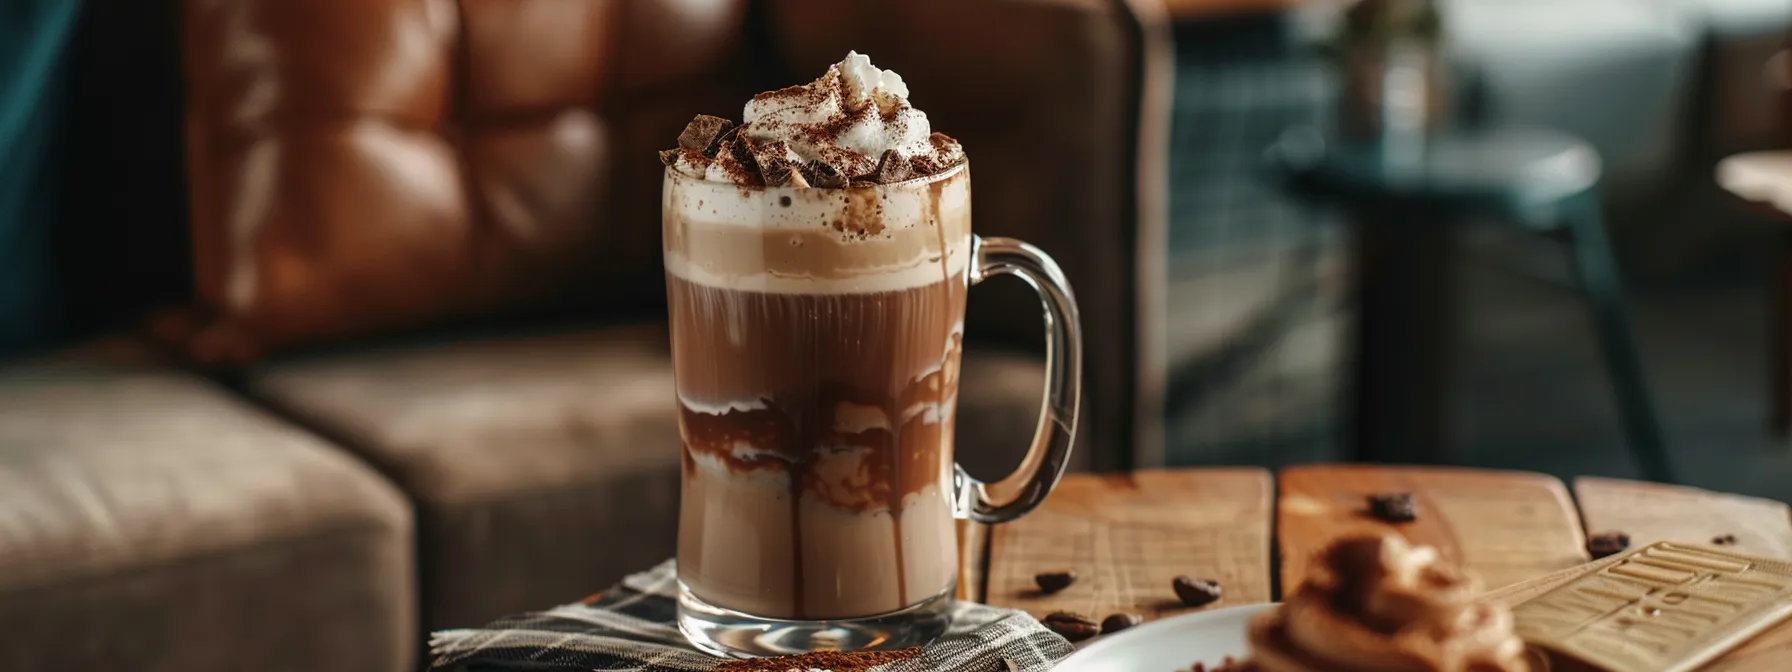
[0,0,1169,670]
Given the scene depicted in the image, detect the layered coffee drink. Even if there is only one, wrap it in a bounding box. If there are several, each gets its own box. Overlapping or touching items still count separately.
[661,53,972,621]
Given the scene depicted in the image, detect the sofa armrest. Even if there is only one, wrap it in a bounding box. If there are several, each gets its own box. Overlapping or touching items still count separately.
[763,0,1174,470]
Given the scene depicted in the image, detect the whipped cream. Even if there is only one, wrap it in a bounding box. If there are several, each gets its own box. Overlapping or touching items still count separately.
[661,52,965,187]
[1247,534,1529,672]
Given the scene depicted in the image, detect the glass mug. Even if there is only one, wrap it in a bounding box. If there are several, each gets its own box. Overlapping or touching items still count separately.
[664,162,1081,657]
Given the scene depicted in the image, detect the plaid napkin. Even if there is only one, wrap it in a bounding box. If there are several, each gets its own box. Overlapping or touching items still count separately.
[429,561,1074,672]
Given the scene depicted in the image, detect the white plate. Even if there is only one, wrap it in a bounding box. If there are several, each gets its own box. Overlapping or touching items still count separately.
[1052,604,1275,672]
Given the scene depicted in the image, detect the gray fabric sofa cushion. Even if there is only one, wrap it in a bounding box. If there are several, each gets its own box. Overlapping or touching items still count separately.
[0,340,415,671]
[247,324,1045,631]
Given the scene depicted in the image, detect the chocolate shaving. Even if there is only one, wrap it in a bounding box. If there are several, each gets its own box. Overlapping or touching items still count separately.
[702,142,760,186]
[764,165,808,187]
[908,154,939,176]
[729,135,761,176]
[802,160,847,188]
[677,115,733,153]
[751,139,797,176]
[853,149,910,185]
[662,118,965,187]
[709,125,741,157]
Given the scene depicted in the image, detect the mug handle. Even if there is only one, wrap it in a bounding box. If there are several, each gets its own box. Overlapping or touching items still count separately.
[954,235,1083,524]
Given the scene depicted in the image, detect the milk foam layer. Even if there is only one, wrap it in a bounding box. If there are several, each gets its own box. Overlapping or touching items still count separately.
[662,163,971,295]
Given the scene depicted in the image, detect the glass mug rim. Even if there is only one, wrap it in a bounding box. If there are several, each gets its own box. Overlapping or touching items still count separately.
[661,159,968,191]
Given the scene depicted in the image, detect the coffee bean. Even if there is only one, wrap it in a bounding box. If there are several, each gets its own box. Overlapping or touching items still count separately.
[1172,576,1222,607]
[1588,531,1631,559]
[1040,611,1099,642]
[1034,570,1076,594]
[1367,492,1418,523]
[1100,613,1142,634]
[1713,534,1738,546]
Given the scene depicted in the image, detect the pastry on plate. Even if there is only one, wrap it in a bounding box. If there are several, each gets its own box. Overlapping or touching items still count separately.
[1244,533,1528,672]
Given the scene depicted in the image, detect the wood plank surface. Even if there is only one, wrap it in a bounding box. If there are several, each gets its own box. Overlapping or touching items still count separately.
[1573,477,1792,671]
[983,469,1272,623]
[1708,623,1792,671]
[1574,477,1792,560]
[1278,465,1588,595]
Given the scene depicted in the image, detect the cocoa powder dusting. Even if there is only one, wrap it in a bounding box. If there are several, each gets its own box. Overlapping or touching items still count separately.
[822,104,875,140]
[749,76,831,108]
[715,646,922,672]
[708,141,762,187]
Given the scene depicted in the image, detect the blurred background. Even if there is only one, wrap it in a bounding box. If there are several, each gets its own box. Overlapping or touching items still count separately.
[1157,0,1792,492]
[3,0,1792,669]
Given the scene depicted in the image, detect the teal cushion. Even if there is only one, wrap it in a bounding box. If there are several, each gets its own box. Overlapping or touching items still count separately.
[0,0,80,355]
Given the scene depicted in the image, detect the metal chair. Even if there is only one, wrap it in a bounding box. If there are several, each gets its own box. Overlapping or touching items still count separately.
[1271,126,1674,483]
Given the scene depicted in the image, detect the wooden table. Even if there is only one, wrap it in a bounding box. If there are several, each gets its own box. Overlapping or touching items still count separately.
[959,465,1792,669]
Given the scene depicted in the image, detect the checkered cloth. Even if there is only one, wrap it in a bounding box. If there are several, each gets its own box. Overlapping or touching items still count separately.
[428,561,1073,672]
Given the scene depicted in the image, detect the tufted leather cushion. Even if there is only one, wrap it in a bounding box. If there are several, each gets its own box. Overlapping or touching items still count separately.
[176,0,1168,467]
[176,0,751,364]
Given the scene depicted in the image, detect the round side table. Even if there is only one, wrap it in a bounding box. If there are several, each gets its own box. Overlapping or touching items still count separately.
[1271,126,1672,483]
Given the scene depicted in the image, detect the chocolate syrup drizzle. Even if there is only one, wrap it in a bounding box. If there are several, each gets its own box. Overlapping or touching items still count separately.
[667,170,967,620]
